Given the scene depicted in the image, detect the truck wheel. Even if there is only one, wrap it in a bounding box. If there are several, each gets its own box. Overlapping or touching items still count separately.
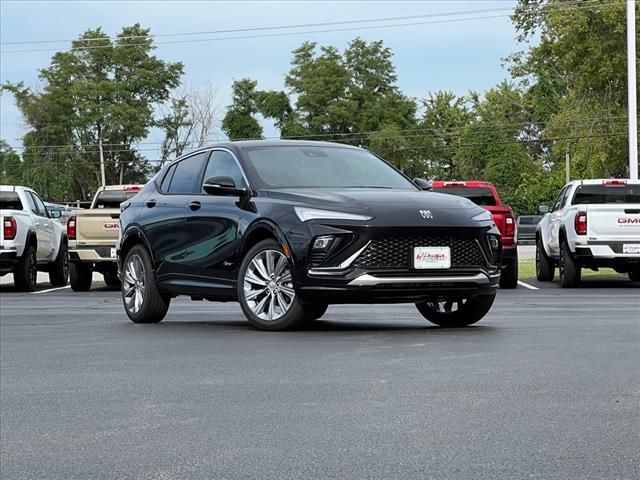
[70,263,92,291]
[415,293,496,327]
[536,237,555,282]
[14,245,37,292]
[238,239,309,331]
[499,258,518,289]
[122,245,170,323]
[103,268,121,288]
[628,269,640,282]
[559,241,581,288]
[48,241,69,287]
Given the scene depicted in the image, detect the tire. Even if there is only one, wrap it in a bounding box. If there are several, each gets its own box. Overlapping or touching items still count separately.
[237,239,309,331]
[70,263,92,291]
[14,244,37,292]
[415,293,496,327]
[628,269,640,282]
[304,303,328,321]
[103,268,121,288]
[559,240,581,288]
[122,245,170,323]
[48,241,69,287]
[536,237,555,282]
[499,257,518,289]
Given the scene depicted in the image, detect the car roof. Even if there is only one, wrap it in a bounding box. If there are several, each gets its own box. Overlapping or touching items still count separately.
[181,139,363,157]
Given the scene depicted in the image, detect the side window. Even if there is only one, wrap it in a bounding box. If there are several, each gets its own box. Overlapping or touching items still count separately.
[167,152,209,194]
[29,192,48,217]
[160,164,176,193]
[552,187,567,212]
[202,150,247,191]
[560,186,573,209]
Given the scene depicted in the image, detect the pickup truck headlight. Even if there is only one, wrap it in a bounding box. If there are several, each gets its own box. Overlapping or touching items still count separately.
[294,207,373,222]
[472,210,493,223]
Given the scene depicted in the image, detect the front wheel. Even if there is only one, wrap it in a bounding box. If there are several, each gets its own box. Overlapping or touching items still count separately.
[499,257,518,289]
[48,241,69,287]
[415,293,496,327]
[536,237,555,282]
[238,239,308,331]
[122,245,170,323]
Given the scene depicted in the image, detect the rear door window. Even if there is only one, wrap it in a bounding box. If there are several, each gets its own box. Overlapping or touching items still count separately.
[0,192,23,210]
[167,152,209,194]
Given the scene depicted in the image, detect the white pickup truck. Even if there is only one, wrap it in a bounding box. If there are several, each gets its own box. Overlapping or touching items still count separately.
[68,185,142,291]
[0,185,69,291]
[536,179,640,287]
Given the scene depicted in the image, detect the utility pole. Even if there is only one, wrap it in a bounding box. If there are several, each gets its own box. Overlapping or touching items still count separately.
[565,148,570,184]
[98,134,106,187]
[628,0,638,180]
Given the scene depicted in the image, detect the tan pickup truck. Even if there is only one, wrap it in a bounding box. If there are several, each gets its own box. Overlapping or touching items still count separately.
[68,185,142,291]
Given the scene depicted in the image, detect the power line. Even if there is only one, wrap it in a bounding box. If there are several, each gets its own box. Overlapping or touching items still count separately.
[2,131,630,169]
[8,116,634,152]
[0,1,619,54]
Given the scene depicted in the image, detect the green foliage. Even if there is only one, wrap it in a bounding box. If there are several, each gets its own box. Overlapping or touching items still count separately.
[221,79,264,140]
[0,141,24,185]
[3,24,183,200]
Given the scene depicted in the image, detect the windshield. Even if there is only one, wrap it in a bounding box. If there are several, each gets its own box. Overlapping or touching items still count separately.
[431,187,496,206]
[243,146,416,190]
[572,184,640,204]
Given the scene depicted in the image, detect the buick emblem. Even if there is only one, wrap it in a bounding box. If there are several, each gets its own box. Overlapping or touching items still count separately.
[419,209,433,219]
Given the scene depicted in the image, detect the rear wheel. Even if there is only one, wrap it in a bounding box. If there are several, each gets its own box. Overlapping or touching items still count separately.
[559,241,581,288]
[238,239,308,331]
[48,241,69,287]
[103,268,121,288]
[499,257,518,289]
[14,245,37,292]
[415,293,496,327]
[122,245,170,323]
[70,263,92,291]
[536,237,555,282]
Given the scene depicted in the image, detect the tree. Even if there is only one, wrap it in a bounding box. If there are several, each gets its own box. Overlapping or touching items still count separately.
[221,79,263,140]
[3,24,183,200]
[0,141,24,185]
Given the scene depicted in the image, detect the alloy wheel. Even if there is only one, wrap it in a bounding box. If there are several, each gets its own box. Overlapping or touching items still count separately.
[425,298,468,314]
[123,254,146,314]
[243,249,295,321]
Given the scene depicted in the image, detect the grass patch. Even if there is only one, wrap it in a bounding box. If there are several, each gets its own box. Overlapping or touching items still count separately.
[518,261,628,280]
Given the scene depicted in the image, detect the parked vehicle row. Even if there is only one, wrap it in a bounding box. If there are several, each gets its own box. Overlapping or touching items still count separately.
[0,186,69,291]
[536,179,640,287]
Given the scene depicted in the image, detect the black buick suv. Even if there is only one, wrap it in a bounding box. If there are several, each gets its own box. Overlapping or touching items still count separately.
[118,140,501,330]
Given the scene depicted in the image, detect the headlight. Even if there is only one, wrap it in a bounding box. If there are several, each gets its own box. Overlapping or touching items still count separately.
[471,210,493,223]
[294,207,373,222]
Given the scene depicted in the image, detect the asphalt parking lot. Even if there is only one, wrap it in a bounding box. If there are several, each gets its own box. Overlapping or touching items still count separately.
[1,275,638,479]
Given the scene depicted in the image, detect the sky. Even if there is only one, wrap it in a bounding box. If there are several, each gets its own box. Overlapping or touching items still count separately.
[0,0,522,158]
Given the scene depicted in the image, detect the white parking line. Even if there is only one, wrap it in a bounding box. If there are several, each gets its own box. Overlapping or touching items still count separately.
[34,285,71,294]
[517,280,539,290]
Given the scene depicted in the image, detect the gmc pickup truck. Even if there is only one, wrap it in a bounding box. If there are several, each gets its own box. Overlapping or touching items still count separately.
[430,180,518,288]
[68,185,142,291]
[0,185,68,291]
[536,179,640,287]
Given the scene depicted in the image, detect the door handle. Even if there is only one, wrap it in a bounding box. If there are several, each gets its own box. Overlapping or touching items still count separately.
[189,201,202,211]
[145,199,157,208]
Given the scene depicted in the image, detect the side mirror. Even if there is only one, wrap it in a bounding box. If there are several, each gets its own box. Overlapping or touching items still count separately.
[203,176,249,196]
[414,178,432,191]
[49,209,62,219]
[538,204,550,214]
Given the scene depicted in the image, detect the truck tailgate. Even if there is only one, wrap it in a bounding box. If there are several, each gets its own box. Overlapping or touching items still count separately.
[587,204,640,240]
[75,209,121,245]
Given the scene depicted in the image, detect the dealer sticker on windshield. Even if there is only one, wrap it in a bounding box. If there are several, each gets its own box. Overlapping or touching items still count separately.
[623,244,640,254]
[414,246,451,269]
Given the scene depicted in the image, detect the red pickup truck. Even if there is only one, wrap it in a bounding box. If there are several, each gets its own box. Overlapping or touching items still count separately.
[430,180,518,288]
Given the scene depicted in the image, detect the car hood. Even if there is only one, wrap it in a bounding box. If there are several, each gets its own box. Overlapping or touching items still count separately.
[266,188,487,227]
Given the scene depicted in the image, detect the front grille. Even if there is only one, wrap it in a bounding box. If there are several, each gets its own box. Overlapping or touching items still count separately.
[354,235,486,269]
[308,251,326,267]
